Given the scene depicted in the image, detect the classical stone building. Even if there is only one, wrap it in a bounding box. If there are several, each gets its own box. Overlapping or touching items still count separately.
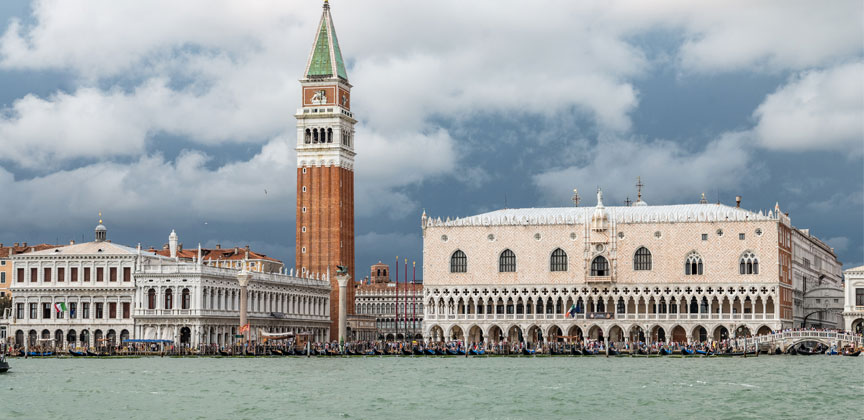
[355,262,424,340]
[842,265,864,334]
[791,227,844,328]
[295,0,356,340]
[149,230,285,274]
[2,223,332,348]
[422,189,835,345]
[0,243,60,298]
[134,260,331,346]
[5,223,160,348]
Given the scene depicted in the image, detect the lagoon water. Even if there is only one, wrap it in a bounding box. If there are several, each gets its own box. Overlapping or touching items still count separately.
[2,356,862,419]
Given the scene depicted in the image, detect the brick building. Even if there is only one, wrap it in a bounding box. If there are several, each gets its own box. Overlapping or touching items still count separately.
[355,262,424,340]
[295,1,357,340]
[421,188,841,345]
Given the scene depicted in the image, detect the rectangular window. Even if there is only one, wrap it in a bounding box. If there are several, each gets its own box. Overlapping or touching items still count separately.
[701,233,708,241]
[29,303,37,319]
[57,267,65,282]
[739,233,745,240]
[0,260,4,265]
[0,272,5,283]
[17,268,24,283]
[84,267,91,282]
[109,267,117,282]
[856,289,864,306]
[109,302,117,318]
[30,268,37,282]
[16,303,24,319]
[95,303,104,319]
[96,267,104,282]
[69,302,77,319]
[44,267,51,282]
[122,302,130,319]
[71,267,78,282]
[82,303,90,319]
[123,267,131,282]
[42,303,52,319]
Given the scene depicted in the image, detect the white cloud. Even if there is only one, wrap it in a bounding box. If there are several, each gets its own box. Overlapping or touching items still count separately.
[532,131,754,205]
[752,61,864,153]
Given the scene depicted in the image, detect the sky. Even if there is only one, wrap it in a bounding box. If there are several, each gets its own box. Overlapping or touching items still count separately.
[0,0,861,278]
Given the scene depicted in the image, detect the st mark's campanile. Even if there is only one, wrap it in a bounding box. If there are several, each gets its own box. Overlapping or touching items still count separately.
[296,0,356,340]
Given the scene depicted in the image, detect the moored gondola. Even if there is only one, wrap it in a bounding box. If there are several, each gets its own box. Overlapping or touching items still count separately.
[28,351,54,357]
[271,349,285,356]
[0,354,8,373]
[69,350,86,357]
[412,348,424,356]
[680,348,694,356]
[469,349,485,356]
[658,348,671,356]
[401,348,413,356]
[425,348,436,356]
[607,348,619,356]
[522,348,536,356]
[842,350,861,357]
[570,347,583,356]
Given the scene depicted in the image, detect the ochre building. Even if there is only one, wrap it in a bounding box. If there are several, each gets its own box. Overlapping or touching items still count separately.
[422,190,836,346]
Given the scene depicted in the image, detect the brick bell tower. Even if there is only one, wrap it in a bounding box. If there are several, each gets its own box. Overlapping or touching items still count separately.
[296,0,356,341]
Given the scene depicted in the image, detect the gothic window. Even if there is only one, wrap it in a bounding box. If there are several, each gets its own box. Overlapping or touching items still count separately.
[685,252,703,275]
[499,249,516,272]
[590,256,609,276]
[182,288,191,310]
[450,250,467,273]
[312,128,318,143]
[164,288,173,310]
[550,248,567,272]
[305,129,311,144]
[634,247,652,271]
[147,288,155,310]
[617,298,625,313]
[327,128,333,143]
[739,252,759,275]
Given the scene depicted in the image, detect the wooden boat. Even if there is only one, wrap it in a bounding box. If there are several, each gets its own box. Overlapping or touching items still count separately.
[0,355,8,373]
[86,350,103,357]
[607,348,619,356]
[425,349,437,356]
[522,348,536,356]
[412,348,424,356]
[69,350,86,357]
[680,348,694,356]
[469,349,485,356]
[583,348,597,356]
[658,348,671,356]
[374,349,385,356]
[796,346,818,355]
[294,348,308,356]
[570,348,583,356]
[636,348,648,356]
[842,350,861,357]
[401,349,413,356]
[28,351,54,357]
[444,349,458,356]
[825,349,839,356]
[271,349,285,356]
[695,349,708,355]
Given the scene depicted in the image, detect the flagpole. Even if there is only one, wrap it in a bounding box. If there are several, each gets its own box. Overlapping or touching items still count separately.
[395,256,399,341]
[404,258,408,341]
[412,261,416,336]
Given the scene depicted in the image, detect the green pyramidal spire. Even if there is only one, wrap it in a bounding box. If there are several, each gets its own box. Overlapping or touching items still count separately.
[305,1,348,80]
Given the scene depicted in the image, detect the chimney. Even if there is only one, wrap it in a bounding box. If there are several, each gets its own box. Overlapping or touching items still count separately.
[70,240,75,245]
[735,196,741,208]
[215,244,221,249]
[245,244,250,252]
[22,242,27,247]
[233,247,239,255]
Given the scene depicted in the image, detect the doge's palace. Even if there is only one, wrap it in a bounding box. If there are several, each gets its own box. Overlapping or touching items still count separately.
[420,189,833,346]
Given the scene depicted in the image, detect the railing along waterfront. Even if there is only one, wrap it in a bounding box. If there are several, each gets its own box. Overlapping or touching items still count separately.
[139,264,331,289]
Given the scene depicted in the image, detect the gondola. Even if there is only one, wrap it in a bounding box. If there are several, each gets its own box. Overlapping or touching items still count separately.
[271,349,285,356]
[28,351,53,357]
[680,348,694,356]
[412,348,424,356]
[583,348,597,356]
[825,349,839,356]
[842,350,861,357]
[658,348,671,356]
[570,347,583,356]
[796,346,819,355]
[445,349,458,356]
[425,349,437,356]
[607,348,620,356]
[69,350,86,357]
[549,348,563,356]
[785,347,797,355]
[0,355,9,373]
[695,349,708,355]
[401,349,413,356]
[218,350,232,356]
[294,348,308,356]
[469,349,485,356]
[374,349,386,356]
[636,348,648,356]
[522,348,536,356]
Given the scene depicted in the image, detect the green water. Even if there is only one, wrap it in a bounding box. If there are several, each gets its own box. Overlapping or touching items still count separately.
[1,356,862,419]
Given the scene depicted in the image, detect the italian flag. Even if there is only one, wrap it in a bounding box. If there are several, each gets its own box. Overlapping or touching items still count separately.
[54,302,67,313]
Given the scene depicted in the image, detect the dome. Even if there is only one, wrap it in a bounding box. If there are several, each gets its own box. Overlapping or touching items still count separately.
[95,224,107,231]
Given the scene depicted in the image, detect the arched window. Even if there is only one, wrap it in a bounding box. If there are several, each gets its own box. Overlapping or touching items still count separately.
[376,269,381,276]
[383,269,387,276]
[739,252,758,275]
[182,288,190,309]
[304,129,311,144]
[499,249,516,272]
[147,288,155,310]
[164,288,173,310]
[550,248,567,272]
[634,247,652,271]
[327,128,333,143]
[450,250,467,273]
[685,252,703,275]
[590,256,609,276]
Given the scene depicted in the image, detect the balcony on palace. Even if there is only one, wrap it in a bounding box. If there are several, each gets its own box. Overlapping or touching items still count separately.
[425,312,775,322]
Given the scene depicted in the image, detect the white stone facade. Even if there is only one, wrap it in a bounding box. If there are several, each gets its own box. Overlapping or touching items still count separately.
[791,227,844,328]
[354,282,424,340]
[422,196,807,345]
[842,265,864,334]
